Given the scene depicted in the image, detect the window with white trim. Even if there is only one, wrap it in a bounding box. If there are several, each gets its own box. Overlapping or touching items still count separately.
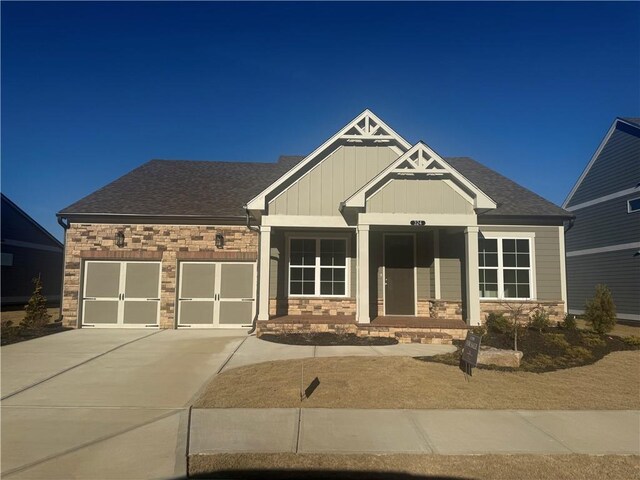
[628,197,640,213]
[479,237,532,299]
[289,238,347,297]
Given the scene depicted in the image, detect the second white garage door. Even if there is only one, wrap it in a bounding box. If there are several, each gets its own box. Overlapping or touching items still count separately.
[177,261,256,328]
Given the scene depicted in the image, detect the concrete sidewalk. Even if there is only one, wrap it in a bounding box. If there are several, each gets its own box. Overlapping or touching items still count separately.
[190,408,640,455]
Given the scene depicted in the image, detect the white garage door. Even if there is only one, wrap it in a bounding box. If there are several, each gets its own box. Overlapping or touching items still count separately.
[178,261,256,328]
[82,261,161,328]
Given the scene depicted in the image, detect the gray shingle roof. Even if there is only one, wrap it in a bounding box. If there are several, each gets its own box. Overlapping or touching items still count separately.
[447,157,571,218]
[58,156,304,218]
[59,155,571,219]
[620,117,640,127]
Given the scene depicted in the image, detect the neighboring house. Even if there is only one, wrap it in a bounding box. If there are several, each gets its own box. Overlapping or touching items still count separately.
[57,110,572,334]
[1,193,64,307]
[563,117,640,322]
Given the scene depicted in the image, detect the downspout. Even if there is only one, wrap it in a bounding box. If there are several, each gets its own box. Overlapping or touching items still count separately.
[56,216,69,325]
[244,206,260,334]
[564,218,575,233]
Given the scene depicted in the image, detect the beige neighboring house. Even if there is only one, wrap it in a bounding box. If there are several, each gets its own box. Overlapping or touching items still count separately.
[57,110,573,341]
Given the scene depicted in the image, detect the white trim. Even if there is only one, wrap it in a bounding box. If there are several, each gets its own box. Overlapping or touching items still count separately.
[286,235,351,299]
[263,215,351,228]
[382,233,417,316]
[558,226,568,314]
[478,234,537,301]
[569,308,640,322]
[356,225,370,324]
[627,197,640,213]
[358,213,477,227]
[433,230,441,299]
[343,142,497,211]
[1,239,62,253]
[464,226,481,326]
[563,118,639,208]
[566,242,640,257]
[257,226,271,321]
[247,109,412,211]
[566,188,640,212]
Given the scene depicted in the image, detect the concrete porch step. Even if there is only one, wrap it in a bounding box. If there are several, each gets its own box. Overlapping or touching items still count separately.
[394,331,453,345]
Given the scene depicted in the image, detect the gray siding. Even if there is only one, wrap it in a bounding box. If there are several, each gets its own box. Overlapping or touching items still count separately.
[565,193,640,251]
[269,146,398,216]
[568,125,640,206]
[416,231,432,300]
[370,231,383,316]
[440,230,465,301]
[567,249,640,318]
[366,179,474,214]
[480,226,562,301]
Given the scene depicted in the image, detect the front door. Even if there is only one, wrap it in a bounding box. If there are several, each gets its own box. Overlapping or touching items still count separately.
[384,234,415,315]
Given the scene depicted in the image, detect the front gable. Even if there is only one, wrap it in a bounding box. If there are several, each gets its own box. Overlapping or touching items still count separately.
[246,109,411,212]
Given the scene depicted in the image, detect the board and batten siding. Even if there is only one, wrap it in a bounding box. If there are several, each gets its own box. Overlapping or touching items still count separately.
[567,248,640,319]
[565,193,640,251]
[567,124,640,207]
[480,226,562,301]
[268,145,398,216]
[439,230,465,301]
[366,179,474,214]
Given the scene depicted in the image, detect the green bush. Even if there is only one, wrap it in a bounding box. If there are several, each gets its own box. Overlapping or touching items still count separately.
[566,346,593,361]
[584,284,616,334]
[561,313,577,330]
[471,325,487,337]
[486,313,510,334]
[528,307,551,333]
[622,336,640,347]
[21,276,51,330]
[580,332,606,348]
[544,333,570,350]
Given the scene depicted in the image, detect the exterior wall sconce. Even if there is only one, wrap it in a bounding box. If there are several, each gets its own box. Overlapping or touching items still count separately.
[115,231,125,248]
[215,233,224,249]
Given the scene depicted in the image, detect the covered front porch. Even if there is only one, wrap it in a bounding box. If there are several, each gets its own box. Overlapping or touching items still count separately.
[255,221,482,332]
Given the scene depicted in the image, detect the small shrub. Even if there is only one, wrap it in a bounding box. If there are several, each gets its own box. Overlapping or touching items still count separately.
[21,276,51,330]
[622,336,640,348]
[544,333,570,350]
[486,313,510,334]
[526,354,555,370]
[561,313,577,330]
[471,325,487,337]
[584,284,616,334]
[580,332,606,348]
[528,307,551,333]
[566,346,593,361]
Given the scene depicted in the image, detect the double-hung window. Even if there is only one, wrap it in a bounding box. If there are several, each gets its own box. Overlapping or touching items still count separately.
[479,237,532,300]
[289,238,347,297]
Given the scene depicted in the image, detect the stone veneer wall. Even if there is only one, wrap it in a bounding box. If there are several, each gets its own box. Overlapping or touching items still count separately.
[269,298,356,316]
[62,223,257,329]
[480,300,565,324]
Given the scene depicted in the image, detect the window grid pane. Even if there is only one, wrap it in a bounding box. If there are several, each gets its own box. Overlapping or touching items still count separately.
[290,238,347,297]
[478,237,532,300]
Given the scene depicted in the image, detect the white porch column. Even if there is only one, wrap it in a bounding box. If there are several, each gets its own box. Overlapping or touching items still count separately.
[257,225,271,321]
[464,226,481,326]
[356,224,370,324]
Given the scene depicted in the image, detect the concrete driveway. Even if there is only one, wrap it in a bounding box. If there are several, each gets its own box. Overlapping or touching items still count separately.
[1,329,247,479]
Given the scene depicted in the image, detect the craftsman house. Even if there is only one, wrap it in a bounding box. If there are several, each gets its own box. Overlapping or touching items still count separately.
[58,110,572,339]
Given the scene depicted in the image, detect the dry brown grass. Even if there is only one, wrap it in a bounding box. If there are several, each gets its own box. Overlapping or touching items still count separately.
[193,351,640,410]
[576,318,640,338]
[189,453,640,480]
[0,307,60,325]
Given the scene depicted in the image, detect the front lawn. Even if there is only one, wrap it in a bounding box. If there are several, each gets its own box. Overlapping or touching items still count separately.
[192,350,640,410]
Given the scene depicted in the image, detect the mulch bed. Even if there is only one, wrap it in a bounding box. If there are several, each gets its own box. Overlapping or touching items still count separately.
[419,327,639,373]
[259,332,398,346]
[1,322,71,346]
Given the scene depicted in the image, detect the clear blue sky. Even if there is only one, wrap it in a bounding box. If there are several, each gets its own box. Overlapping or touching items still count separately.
[2,2,639,240]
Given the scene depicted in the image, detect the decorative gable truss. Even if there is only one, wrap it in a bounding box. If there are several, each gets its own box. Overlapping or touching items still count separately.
[245,109,412,211]
[342,142,497,211]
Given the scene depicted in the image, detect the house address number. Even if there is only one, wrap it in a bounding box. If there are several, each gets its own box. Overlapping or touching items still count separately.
[410,220,426,226]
